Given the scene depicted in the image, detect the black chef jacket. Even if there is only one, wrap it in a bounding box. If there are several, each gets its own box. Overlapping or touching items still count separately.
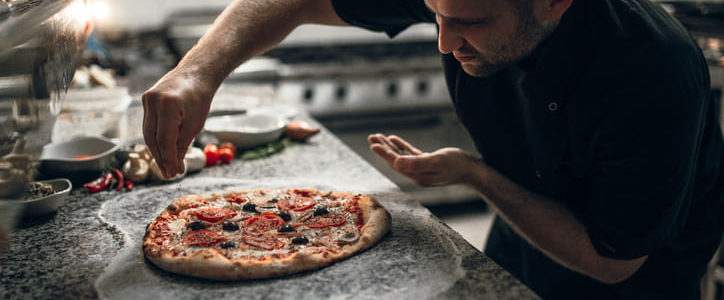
[330,0,724,299]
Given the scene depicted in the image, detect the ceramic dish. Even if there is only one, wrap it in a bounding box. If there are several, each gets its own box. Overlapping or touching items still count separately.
[19,178,72,216]
[40,136,119,174]
[246,104,299,120]
[204,113,287,149]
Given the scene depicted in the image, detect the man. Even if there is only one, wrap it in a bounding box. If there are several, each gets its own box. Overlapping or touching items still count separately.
[142,0,724,298]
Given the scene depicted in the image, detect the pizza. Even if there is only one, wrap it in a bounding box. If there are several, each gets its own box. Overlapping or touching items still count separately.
[142,188,391,280]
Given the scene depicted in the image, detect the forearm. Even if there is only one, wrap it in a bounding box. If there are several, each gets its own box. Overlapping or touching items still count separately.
[174,0,345,88]
[464,161,646,284]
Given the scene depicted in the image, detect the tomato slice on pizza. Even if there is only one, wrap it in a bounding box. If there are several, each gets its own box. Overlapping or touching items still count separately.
[242,235,285,250]
[244,214,285,233]
[183,230,227,246]
[276,196,316,211]
[305,213,346,229]
[193,208,236,223]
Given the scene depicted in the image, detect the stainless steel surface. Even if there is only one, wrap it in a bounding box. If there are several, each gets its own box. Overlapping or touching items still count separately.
[0,0,90,196]
[0,0,91,146]
[0,0,90,100]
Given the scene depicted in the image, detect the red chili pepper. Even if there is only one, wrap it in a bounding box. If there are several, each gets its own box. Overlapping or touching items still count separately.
[124,180,134,191]
[83,172,113,193]
[112,169,124,191]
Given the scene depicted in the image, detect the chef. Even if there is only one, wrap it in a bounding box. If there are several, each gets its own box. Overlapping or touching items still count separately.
[141,0,724,298]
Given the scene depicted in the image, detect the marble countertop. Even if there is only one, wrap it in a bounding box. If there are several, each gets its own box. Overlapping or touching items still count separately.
[0,113,539,299]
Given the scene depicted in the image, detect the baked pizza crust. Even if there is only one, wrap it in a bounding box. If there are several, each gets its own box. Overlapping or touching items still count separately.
[143,189,391,280]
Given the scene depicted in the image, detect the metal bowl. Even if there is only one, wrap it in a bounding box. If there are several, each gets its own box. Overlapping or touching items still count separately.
[39,136,118,174]
[20,178,71,216]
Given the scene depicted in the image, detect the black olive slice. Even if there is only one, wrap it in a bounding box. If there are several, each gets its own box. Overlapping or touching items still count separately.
[242,202,257,212]
[313,206,328,216]
[291,235,309,245]
[222,222,240,231]
[219,241,235,249]
[278,211,291,222]
[278,224,295,232]
[188,221,206,231]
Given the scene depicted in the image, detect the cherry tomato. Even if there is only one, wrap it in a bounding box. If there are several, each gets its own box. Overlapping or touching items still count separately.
[244,214,285,233]
[193,208,236,223]
[220,142,236,154]
[242,235,284,250]
[182,230,226,246]
[276,196,316,211]
[305,213,347,229]
[219,147,234,164]
[204,144,220,166]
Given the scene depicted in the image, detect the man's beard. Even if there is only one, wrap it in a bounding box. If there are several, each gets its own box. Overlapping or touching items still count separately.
[460,57,512,77]
[462,15,556,77]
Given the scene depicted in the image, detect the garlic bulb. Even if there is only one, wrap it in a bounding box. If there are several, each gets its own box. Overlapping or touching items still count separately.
[184,147,206,173]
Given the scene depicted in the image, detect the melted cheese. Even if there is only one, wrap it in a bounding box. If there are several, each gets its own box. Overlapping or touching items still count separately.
[162,190,362,260]
[167,219,187,233]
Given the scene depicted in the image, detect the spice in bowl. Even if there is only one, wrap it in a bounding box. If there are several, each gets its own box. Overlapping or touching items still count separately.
[24,182,56,201]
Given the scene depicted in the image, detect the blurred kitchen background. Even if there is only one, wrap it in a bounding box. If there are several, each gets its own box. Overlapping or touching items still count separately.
[0,0,722,296]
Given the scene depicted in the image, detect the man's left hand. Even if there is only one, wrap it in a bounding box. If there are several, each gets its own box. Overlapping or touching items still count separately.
[367,133,480,187]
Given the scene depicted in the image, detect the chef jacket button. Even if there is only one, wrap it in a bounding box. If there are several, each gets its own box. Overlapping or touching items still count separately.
[535,170,542,179]
[547,102,559,112]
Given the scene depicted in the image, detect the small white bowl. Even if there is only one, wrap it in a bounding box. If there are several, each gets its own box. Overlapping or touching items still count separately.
[40,136,119,174]
[20,178,72,216]
[204,113,287,149]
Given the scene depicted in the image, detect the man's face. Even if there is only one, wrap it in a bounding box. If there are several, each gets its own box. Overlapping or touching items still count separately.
[425,0,554,77]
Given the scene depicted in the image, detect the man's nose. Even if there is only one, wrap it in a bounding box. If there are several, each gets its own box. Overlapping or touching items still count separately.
[437,18,464,54]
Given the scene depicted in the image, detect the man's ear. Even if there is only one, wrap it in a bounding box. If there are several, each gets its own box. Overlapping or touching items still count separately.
[535,0,573,22]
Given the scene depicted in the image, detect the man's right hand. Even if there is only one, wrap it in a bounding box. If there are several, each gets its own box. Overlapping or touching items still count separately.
[142,70,215,178]
[141,0,346,178]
